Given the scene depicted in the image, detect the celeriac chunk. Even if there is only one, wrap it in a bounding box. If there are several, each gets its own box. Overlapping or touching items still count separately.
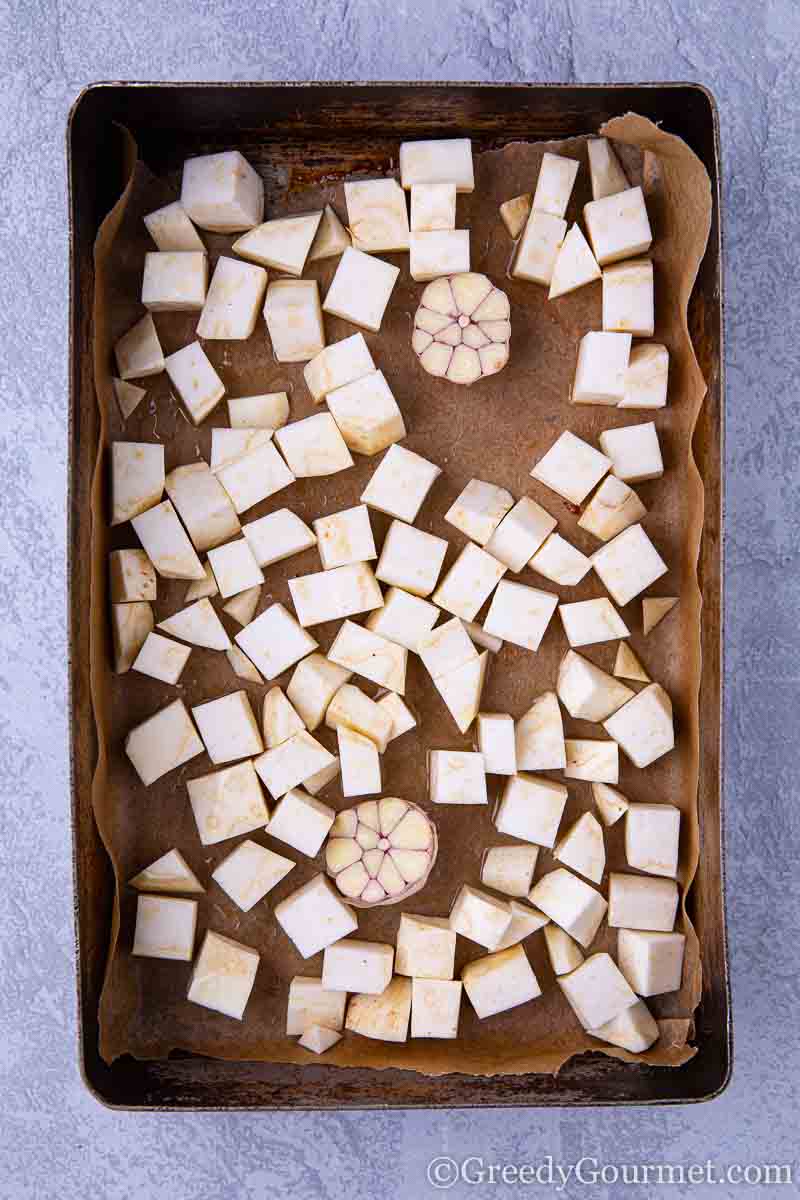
[617,929,686,996]
[559,597,629,647]
[110,548,156,603]
[431,650,488,734]
[228,390,289,429]
[274,874,358,959]
[232,211,322,275]
[515,691,566,771]
[588,998,659,1053]
[607,872,679,931]
[602,259,655,337]
[553,811,606,882]
[196,255,268,340]
[499,192,532,239]
[114,313,165,380]
[164,462,240,552]
[599,421,664,484]
[158,597,231,650]
[180,151,263,232]
[165,341,225,425]
[132,631,191,685]
[366,586,439,652]
[141,251,207,312]
[344,179,410,253]
[243,509,316,567]
[214,441,295,514]
[212,839,294,911]
[548,224,601,299]
[409,230,470,281]
[621,343,669,410]
[326,684,393,753]
[477,713,517,775]
[625,802,681,878]
[264,280,325,362]
[411,978,462,1039]
[428,750,487,806]
[592,524,668,607]
[376,520,448,599]
[126,699,204,786]
[587,138,629,201]
[288,562,383,627]
[564,739,619,784]
[578,475,647,542]
[614,641,650,682]
[544,924,584,975]
[572,331,632,405]
[326,370,407,456]
[133,895,197,962]
[255,733,336,801]
[512,209,566,285]
[361,443,441,523]
[144,200,205,251]
[583,186,653,266]
[529,868,607,948]
[129,848,204,895]
[494,774,568,848]
[463,620,503,654]
[304,333,375,404]
[303,756,341,796]
[532,152,579,218]
[222,585,261,626]
[481,845,538,897]
[286,653,352,730]
[112,377,147,420]
[418,617,477,679]
[286,975,347,1035]
[187,930,259,1020]
[346,976,412,1042]
[557,650,633,722]
[433,543,506,622]
[263,686,306,750]
[395,914,456,980]
[531,431,611,505]
[643,595,678,636]
[307,204,351,262]
[328,621,407,694]
[112,602,154,673]
[410,183,456,232]
[187,759,270,845]
[529,533,591,586]
[485,496,556,571]
[226,645,264,683]
[461,944,541,1019]
[207,539,264,599]
[444,478,514,546]
[559,952,638,1030]
[235,603,317,680]
[592,781,629,826]
[275,413,353,477]
[323,247,400,333]
[338,726,382,796]
[450,884,512,950]
[399,138,474,192]
[265,786,335,855]
[191,690,263,764]
[322,938,394,994]
[313,505,377,571]
[377,691,417,741]
[111,441,165,526]
[494,900,549,950]
[482,580,558,652]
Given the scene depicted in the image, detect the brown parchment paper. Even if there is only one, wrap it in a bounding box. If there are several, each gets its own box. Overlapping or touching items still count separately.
[91,114,712,1076]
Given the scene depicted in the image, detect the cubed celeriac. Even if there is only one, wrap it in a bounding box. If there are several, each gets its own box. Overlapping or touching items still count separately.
[304,333,375,403]
[532,152,580,219]
[432,543,506,621]
[242,509,316,567]
[255,733,336,802]
[449,884,512,950]
[559,597,630,647]
[477,713,517,775]
[207,538,264,599]
[366,586,439,652]
[410,183,456,232]
[588,998,659,1053]
[222,584,261,626]
[512,209,566,285]
[428,750,487,806]
[187,930,259,1020]
[164,462,240,552]
[114,313,165,380]
[461,944,541,1019]
[531,431,611,506]
[583,186,652,266]
[418,617,477,679]
[528,533,591,586]
[129,848,204,895]
[360,443,441,524]
[621,343,669,410]
[125,699,204,786]
[431,650,488,734]
[599,421,664,484]
[411,978,462,1039]
[481,844,538,897]
[141,251,207,312]
[326,370,407,456]
[607,872,679,931]
[409,230,470,281]
[112,377,146,420]
[463,620,503,653]
[214,441,295,514]
[172,565,222,617]
[643,595,678,636]
[557,650,633,722]
[286,976,347,1035]
[226,645,263,683]
[376,520,448,599]
[303,756,341,796]
[494,900,549,950]
[288,562,383,627]
[228,391,289,429]
[110,548,156,603]
[338,726,382,797]
[232,211,322,275]
[187,759,270,845]
[264,280,325,363]
[484,496,556,571]
[275,413,353,477]
[377,691,417,741]
[235,603,317,680]
[263,686,306,749]
[286,653,352,730]
[603,682,674,768]
[592,781,629,826]
[529,868,607,949]
[625,802,681,877]
[395,914,456,980]
[482,580,558,652]
[308,204,351,262]
[564,739,619,784]
[326,684,393,753]
[499,192,532,239]
[322,938,394,994]
[587,138,629,201]
[111,441,165,526]
[578,474,647,542]
[158,597,231,650]
[165,342,225,425]
[265,786,335,854]
[548,224,601,299]
[559,952,638,1030]
[144,200,204,251]
[399,138,474,192]
[344,179,410,253]
[617,929,686,996]
[494,774,568,848]
[191,691,263,764]
[572,331,632,405]
[515,690,566,771]
[328,621,407,694]
[180,150,263,232]
[274,873,358,959]
[132,631,191,685]
[602,258,654,337]
[212,839,294,911]
[444,478,514,546]
[346,976,412,1042]
[196,255,267,340]
[616,641,653,683]
[553,811,606,882]
[112,601,153,673]
[133,895,197,961]
[544,924,584,975]
[323,247,400,333]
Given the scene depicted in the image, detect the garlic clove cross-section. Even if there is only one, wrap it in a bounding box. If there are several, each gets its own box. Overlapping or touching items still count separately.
[412,273,510,385]
[325,798,438,908]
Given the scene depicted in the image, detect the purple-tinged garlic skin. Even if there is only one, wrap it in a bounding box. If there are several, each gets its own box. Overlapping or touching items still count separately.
[325,798,438,908]
[412,273,511,385]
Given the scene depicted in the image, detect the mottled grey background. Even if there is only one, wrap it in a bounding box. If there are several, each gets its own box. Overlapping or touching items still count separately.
[1,0,798,1196]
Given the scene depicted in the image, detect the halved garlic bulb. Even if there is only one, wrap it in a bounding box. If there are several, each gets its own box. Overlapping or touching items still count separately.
[325,798,438,908]
[412,273,511,385]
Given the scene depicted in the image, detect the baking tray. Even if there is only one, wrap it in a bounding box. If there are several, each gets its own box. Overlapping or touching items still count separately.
[68,82,728,1109]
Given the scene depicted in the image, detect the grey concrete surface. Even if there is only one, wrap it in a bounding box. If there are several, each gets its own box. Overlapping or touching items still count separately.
[1,1,798,1196]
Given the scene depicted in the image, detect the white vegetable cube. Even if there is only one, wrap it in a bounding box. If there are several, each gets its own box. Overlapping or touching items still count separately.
[411,979,462,1039]
[158,597,230,650]
[326,684,393,753]
[212,839,294,911]
[226,645,263,683]
[548,224,601,299]
[286,653,351,731]
[602,259,655,337]
[286,976,347,1035]
[164,462,240,553]
[132,631,191,685]
[495,774,567,848]
[376,520,448,598]
[481,844,538,897]
[433,544,506,623]
[187,930,260,1020]
[614,644,647,688]
[235,603,317,681]
[559,952,638,1030]
[299,1024,342,1054]
[409,230,470,281]
[180,150,263,233]
[553,811,606,882]
[346,976,412,1042]
[361,443,441,524]
[587,138,629,201]
[461,944,541,1019]
[129,848,204,895]
[592,524,668,608]
[222,585,260,626]
[187,759,270,845]
[599,421,663,484]
[557,650,633,722]
[494,900,549,951]
[499,193,532,239]
[529,533,591,587]
[617,930,686,997]
[531,431,611,505]
[314,506,376,571]
[232,211,322,275]
[395,914,456,980]
[141,251,207,312]
[584,185,653,266]
[344,178,410,253]
[410,183,456,232]
[450,884,512,950]
[515,691,566,771]
[338,726,382,797]
[608,873,679,932]
[485,496,556,571]
[428,750,487,806]
[243,509,316,567]
[308,204,351,262]
[326,370,407,456]
[328,621,407,694]
[432,650,488,735]
[228,391,290,429]
[133,895,197,961]
[304,333,375,403]
[125,699,204,786]
[559,597,629,647]
[572,331,632,405]
[477,713,517,775]
[322,938,394,994]
[578,475,647,542]
[513,209,566,285]
[400,138,474,192]
[377,691,417,742]
[529,868,607,948]
[564,739,619,784]
[211,426,274,472]
[214,442,295,515]
[191,691,263,764]
[112,377,147,420]
[621,343,669,410]
[323,247,400,333]
[592,781,629,826]
[445,478,513,546]
[165,342,225,425]
[275,413,353,478]
[114,313,165,380]
[274,873,358,959]
[111,441,165,527]
[264,280,325,363]
[303,758,340,798]
[196,255,267,340]
[266,786,335,854]
[112,602,153,673]
[532,152,579,219]
[544,924,584,975]
[625,802,681,878]
[483,580,558,652]
[588,998,659,1053]
[263,687,305,750]
[288,562,383,627]
[418,617,477,679]
[366,586,439,652]
[643,596,678,636]
[255,734,336,802]
[144,200,204,252]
